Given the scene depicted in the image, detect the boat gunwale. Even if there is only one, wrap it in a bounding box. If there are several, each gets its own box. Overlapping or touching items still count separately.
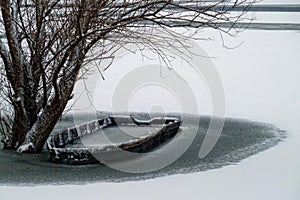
[47,116,181,164]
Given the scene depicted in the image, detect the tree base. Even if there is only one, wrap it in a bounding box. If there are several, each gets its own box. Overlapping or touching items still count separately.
[16,142,35,153]
[1,138,18,150]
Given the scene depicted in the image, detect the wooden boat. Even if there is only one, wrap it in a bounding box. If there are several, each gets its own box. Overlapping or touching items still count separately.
[47,115,181,164]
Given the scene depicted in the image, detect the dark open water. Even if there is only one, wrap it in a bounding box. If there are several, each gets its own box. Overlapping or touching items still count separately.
[0,114,286,186]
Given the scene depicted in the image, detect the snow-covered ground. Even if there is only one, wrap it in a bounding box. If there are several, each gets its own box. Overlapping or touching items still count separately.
[1,4,300,200]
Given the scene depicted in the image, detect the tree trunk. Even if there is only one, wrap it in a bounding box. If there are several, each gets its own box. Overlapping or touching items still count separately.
[17,62,80,153]
[17,95,68,153]
[11,109,29,147]
[3,104,29,149]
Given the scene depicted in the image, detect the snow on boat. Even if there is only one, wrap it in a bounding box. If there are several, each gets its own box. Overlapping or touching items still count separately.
[47,115,181,164]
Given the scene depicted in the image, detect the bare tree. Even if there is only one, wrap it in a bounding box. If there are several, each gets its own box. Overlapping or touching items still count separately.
[0,0,255,153]
[0,79,13,143]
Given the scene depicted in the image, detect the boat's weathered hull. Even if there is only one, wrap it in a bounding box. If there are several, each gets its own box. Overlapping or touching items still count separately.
[47,116,181,164]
